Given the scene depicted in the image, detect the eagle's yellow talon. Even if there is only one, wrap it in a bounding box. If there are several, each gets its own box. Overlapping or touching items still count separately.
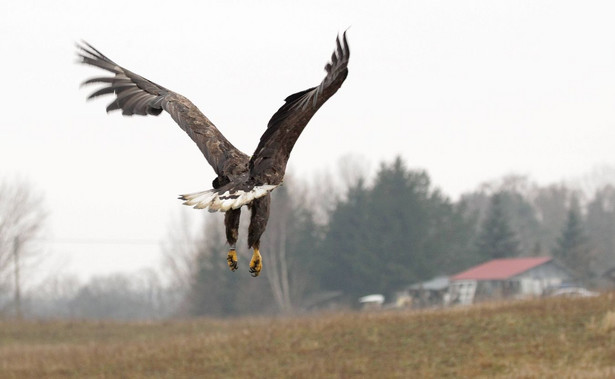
[227,249,238,271]
[249,249,262,277]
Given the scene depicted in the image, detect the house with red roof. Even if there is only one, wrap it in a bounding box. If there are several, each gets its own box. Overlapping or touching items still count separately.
[447,257,573,305]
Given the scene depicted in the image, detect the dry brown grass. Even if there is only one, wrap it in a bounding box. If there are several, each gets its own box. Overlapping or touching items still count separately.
[1,295,615,378]
[599,310,615,333]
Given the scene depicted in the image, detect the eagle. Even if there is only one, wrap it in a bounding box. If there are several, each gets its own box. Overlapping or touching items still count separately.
[77,32,350,277]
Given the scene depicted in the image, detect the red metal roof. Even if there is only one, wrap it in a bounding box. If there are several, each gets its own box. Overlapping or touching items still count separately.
[451,257,552,280]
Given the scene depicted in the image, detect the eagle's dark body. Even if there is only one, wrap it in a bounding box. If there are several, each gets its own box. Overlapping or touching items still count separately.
[78,33,350,276]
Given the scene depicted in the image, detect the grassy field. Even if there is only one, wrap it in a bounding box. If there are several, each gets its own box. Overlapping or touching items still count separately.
[1,295,615,378]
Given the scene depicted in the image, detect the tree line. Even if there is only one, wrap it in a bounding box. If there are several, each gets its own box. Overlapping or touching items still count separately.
[166,157,615,316]
[3,157,615,319]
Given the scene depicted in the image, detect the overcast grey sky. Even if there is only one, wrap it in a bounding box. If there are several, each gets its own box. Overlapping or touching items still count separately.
[2,1,615,282]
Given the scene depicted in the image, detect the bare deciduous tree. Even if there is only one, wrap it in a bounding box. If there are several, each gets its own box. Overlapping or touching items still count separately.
[160,210,202,292]
[262,186,293,313]
[0,178,47,316]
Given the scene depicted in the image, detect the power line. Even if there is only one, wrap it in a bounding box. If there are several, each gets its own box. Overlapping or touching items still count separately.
[28,237,198,247]
[34,238,163,246]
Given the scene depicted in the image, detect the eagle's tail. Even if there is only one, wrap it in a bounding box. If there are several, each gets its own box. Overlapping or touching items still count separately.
[179,183,279,212]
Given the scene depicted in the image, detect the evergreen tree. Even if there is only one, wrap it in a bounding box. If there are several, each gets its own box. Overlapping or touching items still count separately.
[429,197,483,273]
[554,202,592,279]
[461,179,578,258]
[477,193,520,259]
[317,157,477,300]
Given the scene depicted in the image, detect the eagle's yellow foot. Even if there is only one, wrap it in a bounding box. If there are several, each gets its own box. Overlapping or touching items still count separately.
[227,249,238,271]
[249,249,262,277]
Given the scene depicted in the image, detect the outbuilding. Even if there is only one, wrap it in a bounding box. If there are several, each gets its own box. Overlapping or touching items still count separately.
[448,257,573,305]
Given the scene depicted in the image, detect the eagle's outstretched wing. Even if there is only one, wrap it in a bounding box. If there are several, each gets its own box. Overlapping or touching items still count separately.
[180,32,350,212]
[249,31,350,184]
[77,42,249,179]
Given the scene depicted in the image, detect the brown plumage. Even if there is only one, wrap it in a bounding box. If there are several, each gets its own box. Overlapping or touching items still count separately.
[77,32,350,276]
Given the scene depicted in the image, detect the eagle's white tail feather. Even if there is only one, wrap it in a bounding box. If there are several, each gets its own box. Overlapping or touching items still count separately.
[180,184,279,212]
[181,190,217,209]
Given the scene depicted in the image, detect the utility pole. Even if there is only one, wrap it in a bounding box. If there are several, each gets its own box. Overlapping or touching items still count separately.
[13,236,22,320]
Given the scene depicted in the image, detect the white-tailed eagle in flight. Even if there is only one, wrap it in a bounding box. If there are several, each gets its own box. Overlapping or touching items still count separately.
[77,32,350,277]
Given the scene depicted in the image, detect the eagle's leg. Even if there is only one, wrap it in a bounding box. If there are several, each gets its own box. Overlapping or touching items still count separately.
[225,208,241,271]
[249,243,262,278]
[248,194,270,277]
[227,248,238,271]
